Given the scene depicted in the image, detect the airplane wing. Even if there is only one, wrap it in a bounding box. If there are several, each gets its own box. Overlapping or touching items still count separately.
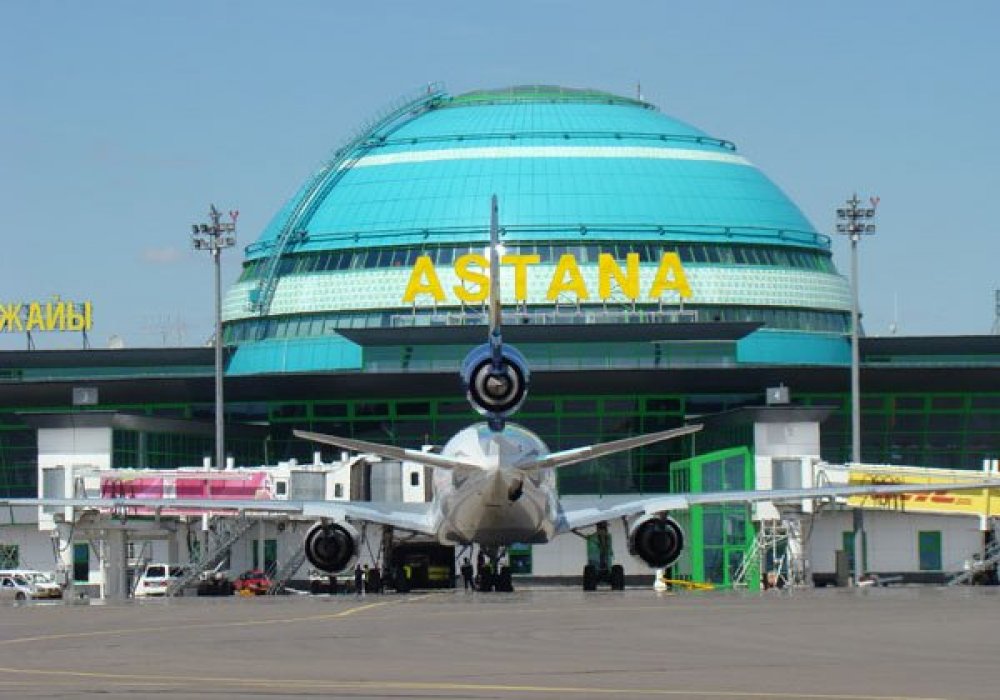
[518,425,703,472]
[556,479,1000,533]
[294,430,484,473]
[0,497,439,536]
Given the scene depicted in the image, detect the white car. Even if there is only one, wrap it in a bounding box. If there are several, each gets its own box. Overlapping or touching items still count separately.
[0,574,35,602]
[134,564,184,597]
[0,570,62,599]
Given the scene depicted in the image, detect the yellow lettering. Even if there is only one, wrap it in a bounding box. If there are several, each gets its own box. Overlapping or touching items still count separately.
[83,302,92,331]
[26,303,45,331]
[66,303,90,331]
[648,253,692,299]
[45,300,64,331]
[402,256,445,303]
[598,253,640,300]
[0,304,22,332]
[454,254,489,303]
[546,254,589,301]
[501,254,540,301]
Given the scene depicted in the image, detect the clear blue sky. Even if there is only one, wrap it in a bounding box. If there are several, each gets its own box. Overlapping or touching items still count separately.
[2,1,998,349]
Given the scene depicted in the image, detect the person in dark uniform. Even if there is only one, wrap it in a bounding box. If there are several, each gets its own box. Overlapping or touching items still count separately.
[475,551,486,588]
[460,557,474,590]
[354,563,364,597]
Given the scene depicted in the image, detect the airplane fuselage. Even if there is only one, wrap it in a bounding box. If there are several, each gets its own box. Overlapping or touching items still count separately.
[430,423,558,547]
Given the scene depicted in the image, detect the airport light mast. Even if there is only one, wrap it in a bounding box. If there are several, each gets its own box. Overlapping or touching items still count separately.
[836,193,877,580]
[191,205,238,469]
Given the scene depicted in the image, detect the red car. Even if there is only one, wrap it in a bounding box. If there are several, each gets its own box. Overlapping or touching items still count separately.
[233,570,271,595]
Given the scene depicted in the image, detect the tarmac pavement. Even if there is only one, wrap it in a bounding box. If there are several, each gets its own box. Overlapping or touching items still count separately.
[0,586,998,699]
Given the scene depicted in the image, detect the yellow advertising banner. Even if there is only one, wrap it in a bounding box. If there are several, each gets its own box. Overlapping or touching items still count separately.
[847,468,1000,516]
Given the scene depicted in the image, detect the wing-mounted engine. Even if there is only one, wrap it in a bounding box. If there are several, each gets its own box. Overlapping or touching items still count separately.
[628,514,685,568]
[304,521,359,574]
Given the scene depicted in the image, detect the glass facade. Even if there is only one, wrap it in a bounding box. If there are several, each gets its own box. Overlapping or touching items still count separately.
[3,383,1000,498]
[238,241,836,283]
[802,392,1000,468]
[224,305,848,342]
[670,447,756,589]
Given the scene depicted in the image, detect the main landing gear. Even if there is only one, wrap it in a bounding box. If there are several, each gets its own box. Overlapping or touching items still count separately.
[476,546,514,592]
[581,521,625,592]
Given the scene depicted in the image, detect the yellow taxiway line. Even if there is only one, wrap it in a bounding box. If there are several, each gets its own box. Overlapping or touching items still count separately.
[0,666,954,700]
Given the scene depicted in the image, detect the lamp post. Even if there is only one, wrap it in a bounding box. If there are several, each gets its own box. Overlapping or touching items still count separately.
[191,205,238,469]
[836,193,877,580]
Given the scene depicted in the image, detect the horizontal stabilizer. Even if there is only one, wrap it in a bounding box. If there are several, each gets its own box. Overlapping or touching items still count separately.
[518,424,702,472]
[293,430,484,473]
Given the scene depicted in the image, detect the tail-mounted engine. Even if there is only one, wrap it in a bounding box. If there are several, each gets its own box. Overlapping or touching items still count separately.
[461,342,530,427]
[628,514,685,568]
[304,521,359,574]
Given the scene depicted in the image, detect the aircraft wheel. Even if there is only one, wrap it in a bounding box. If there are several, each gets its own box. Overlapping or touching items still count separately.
[610,564,625,591]
[478,572,495,592]
[395,569,411,593]
[583,564,597,591]
[497,566,514,592]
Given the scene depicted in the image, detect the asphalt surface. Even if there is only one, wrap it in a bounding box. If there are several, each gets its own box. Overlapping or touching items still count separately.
[0,587,998,699]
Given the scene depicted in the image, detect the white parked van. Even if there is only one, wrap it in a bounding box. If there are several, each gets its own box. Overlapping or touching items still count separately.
[134,564,184,597]
[0,570,62,599]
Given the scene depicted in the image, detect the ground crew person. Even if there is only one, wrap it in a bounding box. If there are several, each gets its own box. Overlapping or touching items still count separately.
[461,557,474,590]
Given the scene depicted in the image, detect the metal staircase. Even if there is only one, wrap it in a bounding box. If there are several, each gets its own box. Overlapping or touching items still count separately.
[266,544,308,595]
[733,519,803,589]
[948,520,1000,586]
[248,82,448,317]
[166,515,256,596]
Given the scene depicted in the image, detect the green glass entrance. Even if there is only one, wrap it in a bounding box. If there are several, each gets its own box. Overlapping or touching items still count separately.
[670,447,757,590]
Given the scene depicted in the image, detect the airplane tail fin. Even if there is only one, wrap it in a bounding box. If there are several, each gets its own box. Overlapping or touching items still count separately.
[488,194,502,352]
[460,196,530,431]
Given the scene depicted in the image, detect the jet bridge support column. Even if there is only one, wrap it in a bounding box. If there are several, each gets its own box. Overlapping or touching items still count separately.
[103,529,130,600]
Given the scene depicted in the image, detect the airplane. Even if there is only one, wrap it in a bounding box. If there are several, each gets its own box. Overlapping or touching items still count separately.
[4,196,1000,593]
[287,197,1000,592]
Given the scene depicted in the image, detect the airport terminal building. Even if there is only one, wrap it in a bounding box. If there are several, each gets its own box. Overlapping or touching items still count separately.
[2,85,998,591]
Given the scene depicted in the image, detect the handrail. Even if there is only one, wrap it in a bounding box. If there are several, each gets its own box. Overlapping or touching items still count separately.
[368,130,737,152]
[246,223,831,258]
[249,83,448,316]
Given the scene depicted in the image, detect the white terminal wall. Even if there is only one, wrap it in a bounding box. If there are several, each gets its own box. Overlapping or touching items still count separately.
[753,420,822,519]
[808,510,983,574]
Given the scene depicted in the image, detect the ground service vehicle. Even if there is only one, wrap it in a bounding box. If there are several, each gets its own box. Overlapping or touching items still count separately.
[196,571,234,596]
[233,570,270,595]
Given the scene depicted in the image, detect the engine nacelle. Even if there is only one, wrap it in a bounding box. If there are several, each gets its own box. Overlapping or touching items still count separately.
[628,514,685,569]
[304,521,359,574]
[460,342,530,421]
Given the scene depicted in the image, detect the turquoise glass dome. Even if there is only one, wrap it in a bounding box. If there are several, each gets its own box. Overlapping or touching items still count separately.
[223,85,851,374]
[247,86,821,257]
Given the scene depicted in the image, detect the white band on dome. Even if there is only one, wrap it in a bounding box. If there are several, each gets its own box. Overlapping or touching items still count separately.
[347,145,752,170]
